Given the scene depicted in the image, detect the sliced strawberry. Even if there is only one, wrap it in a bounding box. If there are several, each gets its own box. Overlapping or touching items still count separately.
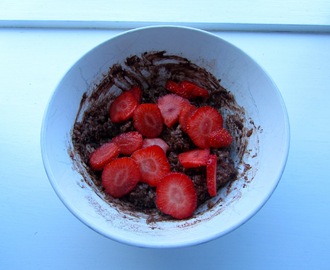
[133,103,164,138]
[186,106,223,148]
[102,157,140,198]
[111,131,143,156]
[89,142,120,171]
[180,80,209,99]
[131,145,171,187]
[157,94,188,128]
[178,102,197,133]
[129,86,142,102]
[165,80,209,99]
[109,91,139,123]
[178,148,210,168]
[165,80,180,92]
[156,172,197,219]
[209,128,233,148]
[165,80,187,98]
[142,138,169,153]
[206,154,217,197]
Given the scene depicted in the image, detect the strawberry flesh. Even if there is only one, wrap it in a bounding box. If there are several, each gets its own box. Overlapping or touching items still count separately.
[157,94,188,128]
[89,142,120,171]
[178,148,210,168]
[178,102,197,133]
[129,86,142,102]
[156,172,197,219]
[165,80,188,98]
[186,106,223,148]
[102,157,140,198]
[131,145,171,187]
[133,103,164,138]
[109,91,139,123]
[165,80,209,99]
[180,80,210,99]
[111,131,143,156]
[142,138,169,153]
[209,128,233,148]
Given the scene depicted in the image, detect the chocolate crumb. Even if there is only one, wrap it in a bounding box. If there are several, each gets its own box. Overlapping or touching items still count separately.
[247,129,253,137]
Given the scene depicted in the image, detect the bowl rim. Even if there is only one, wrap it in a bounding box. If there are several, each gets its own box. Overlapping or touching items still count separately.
[40,25,290,248]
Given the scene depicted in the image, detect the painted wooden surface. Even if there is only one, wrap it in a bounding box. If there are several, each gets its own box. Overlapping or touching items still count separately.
[1,0,330,31]
[0,27,330,269]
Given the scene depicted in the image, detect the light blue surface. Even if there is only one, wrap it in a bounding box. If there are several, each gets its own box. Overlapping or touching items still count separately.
[0,28,329,269]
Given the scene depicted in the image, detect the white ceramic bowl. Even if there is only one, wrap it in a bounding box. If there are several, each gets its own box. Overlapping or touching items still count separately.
[41,26,290,248]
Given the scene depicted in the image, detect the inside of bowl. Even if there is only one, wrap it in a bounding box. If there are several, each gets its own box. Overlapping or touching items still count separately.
[41,26,289,248]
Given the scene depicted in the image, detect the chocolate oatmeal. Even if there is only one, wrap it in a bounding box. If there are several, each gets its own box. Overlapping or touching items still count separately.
[71,51,247,219]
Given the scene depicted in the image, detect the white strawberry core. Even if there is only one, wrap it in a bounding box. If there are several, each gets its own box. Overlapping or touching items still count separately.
[170,186,184,204]
[113,169,128,186]
[142,158,157,173]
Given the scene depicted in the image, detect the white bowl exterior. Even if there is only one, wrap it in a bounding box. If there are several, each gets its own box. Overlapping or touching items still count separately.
[41,26,289,248]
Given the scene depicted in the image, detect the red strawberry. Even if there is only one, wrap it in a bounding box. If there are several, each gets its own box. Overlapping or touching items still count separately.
[129,86,142,102]
[102,157,140,198]
[165,80,209,99]
[206,154,217,197]
[111,131,143,156]
[89,142,120,171]
[157,94,188,128]
[142,138,169,153]
[133,103,164,138]
[156,172,197,219]
[186,106,223,148]
[178,102,197,133]
[180,81,209,99]
[178,148,210,168]
[209,128,233,148]
[131,145,171,187]
[109,91,139,123]
[165,80,187,98]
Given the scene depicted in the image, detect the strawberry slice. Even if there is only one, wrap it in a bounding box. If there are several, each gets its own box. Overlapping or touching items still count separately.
[133,103,164,138]
[186,106,223,148]
[178,102,197,133]
[206,154,217,197]
[102,157,140,198]
[157,94,188,128]
[209,128,233,148]
[89,142,120,171]
[165,80,180,92]
[142,138,169,153]
[111,131,143,156]
[180,80,209,99]
[156,172,197,219]
[165,80,187,98]
[165,80,209,99]
[109,91,139,123]
[178,148,210,168]
[129,86,142,102]
[131,145,171,187]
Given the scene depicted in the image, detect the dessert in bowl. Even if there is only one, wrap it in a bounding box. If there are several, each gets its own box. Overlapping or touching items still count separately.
[41,26,290,248]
